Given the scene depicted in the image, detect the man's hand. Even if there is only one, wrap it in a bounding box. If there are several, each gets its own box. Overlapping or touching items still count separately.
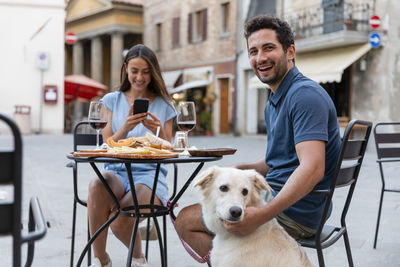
[222,206,265,237]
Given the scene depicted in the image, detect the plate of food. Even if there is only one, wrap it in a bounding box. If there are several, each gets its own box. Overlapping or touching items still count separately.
[188,148,237,157]
[72,134,179,159]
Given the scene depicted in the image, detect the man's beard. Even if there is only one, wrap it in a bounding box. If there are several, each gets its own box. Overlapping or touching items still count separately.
[255,54,288,87]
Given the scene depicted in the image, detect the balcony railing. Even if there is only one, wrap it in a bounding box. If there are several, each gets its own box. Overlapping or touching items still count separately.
[284,1,374,40]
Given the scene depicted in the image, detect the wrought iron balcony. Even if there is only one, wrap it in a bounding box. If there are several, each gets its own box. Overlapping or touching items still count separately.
[284,1,374,53]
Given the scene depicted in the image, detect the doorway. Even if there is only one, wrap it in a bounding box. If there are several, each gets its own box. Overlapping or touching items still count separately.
[321,65,352,126]
[219,78,229,133]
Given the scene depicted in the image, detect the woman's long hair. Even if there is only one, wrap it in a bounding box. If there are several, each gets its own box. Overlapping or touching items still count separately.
[119,44,172,102]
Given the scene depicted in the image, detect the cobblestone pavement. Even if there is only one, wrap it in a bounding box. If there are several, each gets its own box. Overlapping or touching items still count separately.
[0,133,399,266]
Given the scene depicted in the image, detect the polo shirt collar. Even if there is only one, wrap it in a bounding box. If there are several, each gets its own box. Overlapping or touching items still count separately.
[269,66,300,107]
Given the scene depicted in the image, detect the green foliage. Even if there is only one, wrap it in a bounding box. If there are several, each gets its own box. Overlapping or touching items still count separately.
[200,111,212,131]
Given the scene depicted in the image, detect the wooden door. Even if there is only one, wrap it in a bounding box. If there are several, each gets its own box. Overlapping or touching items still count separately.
[219,78,229,133]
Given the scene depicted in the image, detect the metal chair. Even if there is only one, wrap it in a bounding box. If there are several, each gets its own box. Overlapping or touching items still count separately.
[0,113,47,267]
[372,122,400,249]
[270,119,372,267]
[67,121,100,267]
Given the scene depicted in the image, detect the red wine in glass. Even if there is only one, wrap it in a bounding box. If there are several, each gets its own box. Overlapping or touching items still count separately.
[88,100,108,149]
[89,120,107,130]
[177,121,196,132]
[177,101,196,156]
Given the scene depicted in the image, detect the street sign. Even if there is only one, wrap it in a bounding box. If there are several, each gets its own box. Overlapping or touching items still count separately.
[36,52,49,70]
[369,15,381,29]
[65,32,77,45]
[369,32,381,48]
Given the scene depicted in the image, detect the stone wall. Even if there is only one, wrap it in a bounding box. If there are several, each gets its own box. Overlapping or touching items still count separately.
[144,0,237,70]
[353,0,400,123]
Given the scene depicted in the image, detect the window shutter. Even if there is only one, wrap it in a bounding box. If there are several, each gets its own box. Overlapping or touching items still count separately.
[188,13,193,43]
[172,17,180,47]
[322,0,342,8]
[202,8,207,41]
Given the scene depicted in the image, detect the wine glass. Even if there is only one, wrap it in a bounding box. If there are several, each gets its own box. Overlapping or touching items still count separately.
[88,100,108,149]
[177,101,196,156]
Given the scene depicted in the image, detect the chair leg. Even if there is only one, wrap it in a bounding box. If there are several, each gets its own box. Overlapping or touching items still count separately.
[343,231,354,267]
[145,218,150,259]
[316,247,325,267]
[70,199,77,267]
[87,216,91,266]
[163,215,168,267]
[373,188,385,249]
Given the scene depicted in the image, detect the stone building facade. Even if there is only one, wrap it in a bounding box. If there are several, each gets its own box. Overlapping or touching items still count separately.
[65,0,143,89]
[64,0,143,130]
[144,0,238,134]
[236,0,400,135]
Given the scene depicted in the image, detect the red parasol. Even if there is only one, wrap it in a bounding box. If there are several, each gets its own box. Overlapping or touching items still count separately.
[64,74,108,104]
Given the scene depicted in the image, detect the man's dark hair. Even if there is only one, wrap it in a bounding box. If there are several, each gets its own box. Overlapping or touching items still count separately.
[244,15,294,52]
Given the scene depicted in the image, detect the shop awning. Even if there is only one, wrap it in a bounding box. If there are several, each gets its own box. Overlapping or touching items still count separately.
[169,80,211,94]
[296,43,372,83]
[162,70,182,90]
[64,74,108,104]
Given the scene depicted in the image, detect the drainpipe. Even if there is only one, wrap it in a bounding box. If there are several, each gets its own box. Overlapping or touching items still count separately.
[234,0,243,136]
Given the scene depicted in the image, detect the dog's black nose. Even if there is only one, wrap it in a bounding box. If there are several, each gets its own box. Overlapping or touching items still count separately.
[229,206,242,218]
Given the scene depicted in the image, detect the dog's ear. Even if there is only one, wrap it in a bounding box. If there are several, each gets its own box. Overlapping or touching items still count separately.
[252,171,272,193]
[193,166,218,190]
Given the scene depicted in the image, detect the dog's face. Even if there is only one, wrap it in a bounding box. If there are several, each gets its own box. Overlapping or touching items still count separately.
[194,166,271,224]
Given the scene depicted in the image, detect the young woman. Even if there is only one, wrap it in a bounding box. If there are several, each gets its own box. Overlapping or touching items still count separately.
[88,44,176,267]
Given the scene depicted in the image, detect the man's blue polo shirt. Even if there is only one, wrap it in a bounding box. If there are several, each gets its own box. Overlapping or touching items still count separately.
[265,66,341,230]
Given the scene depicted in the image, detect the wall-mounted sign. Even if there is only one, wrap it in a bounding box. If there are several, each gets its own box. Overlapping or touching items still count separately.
[36,52,49,70]
[369,32,381,48]
[44,85,58,103]
[369,15,381,29]
[65,32,77,45]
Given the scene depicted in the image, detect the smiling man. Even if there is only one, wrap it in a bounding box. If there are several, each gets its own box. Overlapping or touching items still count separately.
[175,15,341,261]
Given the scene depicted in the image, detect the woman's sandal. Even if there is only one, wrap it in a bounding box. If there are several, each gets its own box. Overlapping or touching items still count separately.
[90,253,112,267]
[131,256,148,267]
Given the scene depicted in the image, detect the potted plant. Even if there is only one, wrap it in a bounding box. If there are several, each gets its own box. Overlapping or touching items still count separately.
[200,110,213,136]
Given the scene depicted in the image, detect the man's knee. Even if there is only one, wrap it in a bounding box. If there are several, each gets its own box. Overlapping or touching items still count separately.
[175,206,190,237]
[175,204,201,237]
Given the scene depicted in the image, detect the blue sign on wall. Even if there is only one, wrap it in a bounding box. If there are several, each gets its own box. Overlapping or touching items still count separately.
[369,32,381,48]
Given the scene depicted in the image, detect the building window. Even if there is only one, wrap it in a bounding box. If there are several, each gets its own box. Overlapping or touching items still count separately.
[172,17,180,48]
[188,8,207,43]
[220,2,230,35]
[156,23,162,51]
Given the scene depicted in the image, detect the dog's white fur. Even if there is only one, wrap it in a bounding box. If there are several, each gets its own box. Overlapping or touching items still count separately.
[194,166,313,267]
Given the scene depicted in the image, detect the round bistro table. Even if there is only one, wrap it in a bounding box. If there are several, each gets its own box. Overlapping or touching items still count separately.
[67,154,222,267]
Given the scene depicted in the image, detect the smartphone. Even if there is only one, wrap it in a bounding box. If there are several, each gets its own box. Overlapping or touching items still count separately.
[133,98,149,115]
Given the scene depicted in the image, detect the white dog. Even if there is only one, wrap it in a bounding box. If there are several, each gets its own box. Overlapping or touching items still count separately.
[194,166,313,267]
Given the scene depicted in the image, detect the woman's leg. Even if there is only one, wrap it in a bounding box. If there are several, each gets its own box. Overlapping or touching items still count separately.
[110,184,162,259]
[88,172,126,265]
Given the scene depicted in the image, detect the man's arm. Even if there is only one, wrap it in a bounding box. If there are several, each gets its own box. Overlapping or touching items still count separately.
[235,157,270,177]
[224,140,325,236]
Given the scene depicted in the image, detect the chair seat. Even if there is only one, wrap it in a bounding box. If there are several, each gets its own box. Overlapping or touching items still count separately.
[298,225,343,249]
[377,158,400,163]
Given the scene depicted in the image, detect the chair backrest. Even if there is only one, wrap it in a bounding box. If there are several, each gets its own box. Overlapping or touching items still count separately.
[317,119,372,233]
[0,113,23,266]
[73,121,103,151]
[374,122,400,160]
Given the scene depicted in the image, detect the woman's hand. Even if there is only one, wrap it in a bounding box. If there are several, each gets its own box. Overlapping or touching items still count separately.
[120,104,146,134]
[142,111,162,135]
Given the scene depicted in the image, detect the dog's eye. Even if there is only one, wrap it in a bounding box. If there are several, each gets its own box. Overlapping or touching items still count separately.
[219,185,229,192]
[242,188,248,196]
